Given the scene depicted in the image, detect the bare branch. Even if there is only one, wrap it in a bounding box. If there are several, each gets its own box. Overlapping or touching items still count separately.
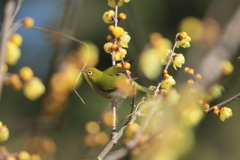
[205,93,240,113]
[0,0,15,101]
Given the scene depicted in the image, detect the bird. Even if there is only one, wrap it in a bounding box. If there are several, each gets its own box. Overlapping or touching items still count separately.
[81,63,154,99]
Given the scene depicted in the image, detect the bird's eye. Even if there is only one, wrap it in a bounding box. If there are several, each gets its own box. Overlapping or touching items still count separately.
[87,71,93,75]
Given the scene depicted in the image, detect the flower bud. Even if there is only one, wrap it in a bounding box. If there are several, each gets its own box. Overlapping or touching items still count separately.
[22,17,34,28]
[19,66,34,81]
[0,121,9,142]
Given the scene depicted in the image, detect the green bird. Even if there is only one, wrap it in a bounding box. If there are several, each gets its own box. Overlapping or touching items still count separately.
[82,63,154,99]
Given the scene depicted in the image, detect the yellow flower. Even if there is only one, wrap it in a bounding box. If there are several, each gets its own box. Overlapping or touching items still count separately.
[208,83,224,100]
[102,10,115,23]
[219,107,233,121]
[176,32,191,48]
[220,60,234,76]
[161,75,176,90]
[23,77,46,100]
[10,33,23,46]
[108,0,130,8]
[18,151,31,160]
[19,66,34,81]
[0,121,9,142]
[173,54,185,70]
[103,42,113,53]
[119,31,131,48]
[6,41,21,65]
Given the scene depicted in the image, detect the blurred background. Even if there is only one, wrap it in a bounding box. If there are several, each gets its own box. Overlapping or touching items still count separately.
[1,0,240,159]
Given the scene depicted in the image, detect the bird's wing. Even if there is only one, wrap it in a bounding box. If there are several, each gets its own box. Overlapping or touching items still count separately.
[104,60,134,76]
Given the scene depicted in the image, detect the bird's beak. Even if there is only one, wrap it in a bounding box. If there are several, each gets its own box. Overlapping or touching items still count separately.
[80,69,85,73]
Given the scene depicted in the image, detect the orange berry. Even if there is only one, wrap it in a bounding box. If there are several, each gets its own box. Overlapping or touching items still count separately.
[112,27,124,37]
[212,105,218,111]
[22,17,34,28]
[204,104,210,110]
[108,25,115,31]
[118,13,127,21]
[116,63,123,69]
[106,34,114,41]
[184,67,190,73]
[237,56,240,62]
[163,73,169,79]
[188,68,194,75]
[111,44,118,51]
[123,62,131,70]
[162,70,168,74]
[213,109,220,115]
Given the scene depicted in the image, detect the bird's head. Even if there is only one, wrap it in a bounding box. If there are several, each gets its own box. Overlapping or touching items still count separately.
[81,68,103,85]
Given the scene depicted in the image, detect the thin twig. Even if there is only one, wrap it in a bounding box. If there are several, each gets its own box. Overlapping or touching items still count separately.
[205,93,240,113]
[111,3,119,66]
[154,40,178,94]
[97,110,141,160]
[103,95,163,159]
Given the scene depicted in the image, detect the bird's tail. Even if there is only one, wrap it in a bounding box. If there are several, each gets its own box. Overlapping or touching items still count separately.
[135,83,155,95]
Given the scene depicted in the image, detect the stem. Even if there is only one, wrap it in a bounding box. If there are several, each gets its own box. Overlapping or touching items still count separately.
[111,4,119,66]
[205,93,240,113]
[154,40,178,94]
[111,100,117,133]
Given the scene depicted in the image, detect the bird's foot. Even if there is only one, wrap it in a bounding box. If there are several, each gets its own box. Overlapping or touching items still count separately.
[111,129,118,144]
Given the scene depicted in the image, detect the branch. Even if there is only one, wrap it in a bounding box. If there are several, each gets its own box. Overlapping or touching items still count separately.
[97,110,141,160]
[205,93,240,113]
[102,95,163,159]
[0,0,15,101]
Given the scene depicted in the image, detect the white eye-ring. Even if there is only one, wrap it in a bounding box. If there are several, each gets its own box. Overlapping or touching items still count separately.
[87,71,93,75]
